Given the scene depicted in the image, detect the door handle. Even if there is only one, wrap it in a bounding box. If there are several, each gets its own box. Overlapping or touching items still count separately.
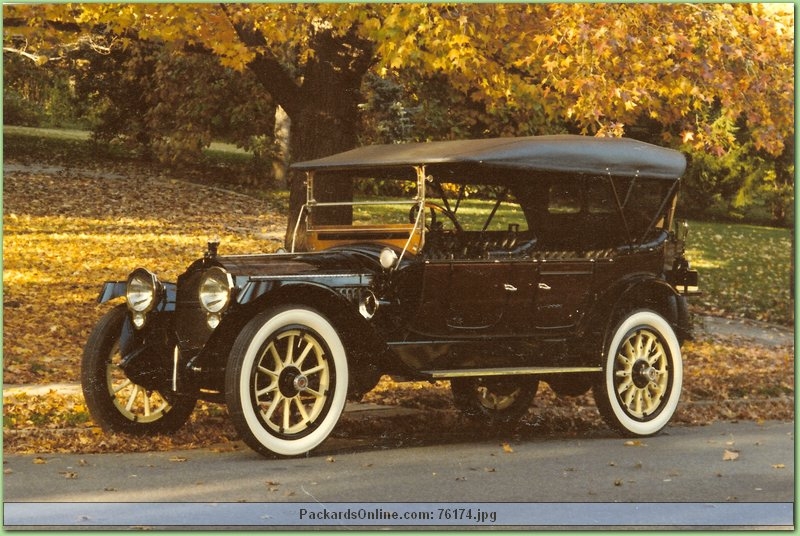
[538,282,551,290]
[503,283,518,292]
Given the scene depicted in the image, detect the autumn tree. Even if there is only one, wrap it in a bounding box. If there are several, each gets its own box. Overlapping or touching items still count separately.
[4,3,794,235]
[68,40,278,174]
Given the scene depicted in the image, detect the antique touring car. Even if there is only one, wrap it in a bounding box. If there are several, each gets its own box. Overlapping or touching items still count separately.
[82,135,698,457]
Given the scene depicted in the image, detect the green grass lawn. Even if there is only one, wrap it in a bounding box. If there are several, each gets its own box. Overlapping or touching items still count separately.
[686,220,793,325]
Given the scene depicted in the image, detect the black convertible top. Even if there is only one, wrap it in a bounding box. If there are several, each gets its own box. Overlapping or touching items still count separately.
[291,135,686,180]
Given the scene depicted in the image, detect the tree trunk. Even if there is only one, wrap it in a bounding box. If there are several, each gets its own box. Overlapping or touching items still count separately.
[230,11,373,248]
[282,30,373,248]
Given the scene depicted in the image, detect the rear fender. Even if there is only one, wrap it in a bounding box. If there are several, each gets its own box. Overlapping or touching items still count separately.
[580,275,689,361]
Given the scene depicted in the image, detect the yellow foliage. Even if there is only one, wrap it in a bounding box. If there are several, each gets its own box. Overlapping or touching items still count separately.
[4,3,793,154]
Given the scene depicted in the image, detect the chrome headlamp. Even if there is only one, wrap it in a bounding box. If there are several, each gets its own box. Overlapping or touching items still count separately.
[198,267,234,328]
[126,268,160,328]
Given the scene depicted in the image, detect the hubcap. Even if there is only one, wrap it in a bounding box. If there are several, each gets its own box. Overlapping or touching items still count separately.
[293,373,309,392]
[631,360,660,388]
[278,366,308,397]
[613,328,670,420]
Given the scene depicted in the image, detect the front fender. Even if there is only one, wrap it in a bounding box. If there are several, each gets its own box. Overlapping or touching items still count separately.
[97,281,181,391]
[114,309,179,392]
[97,281,177,312]
[97,281,126,304]
[192,281,387,384]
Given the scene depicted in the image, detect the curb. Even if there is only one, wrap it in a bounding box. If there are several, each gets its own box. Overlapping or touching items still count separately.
[3,383,82,397]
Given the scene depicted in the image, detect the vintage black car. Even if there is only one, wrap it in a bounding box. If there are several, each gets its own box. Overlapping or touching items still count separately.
[82,135,699,457]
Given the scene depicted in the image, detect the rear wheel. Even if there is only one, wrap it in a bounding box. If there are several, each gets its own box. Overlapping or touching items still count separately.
[593,310,682,436]
[225,306,348,457]
[451,376,538,423]
[81,305,196,434]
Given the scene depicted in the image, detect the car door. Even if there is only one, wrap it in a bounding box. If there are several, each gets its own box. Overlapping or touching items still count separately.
[413,259,537,337]
[533,259,594,330]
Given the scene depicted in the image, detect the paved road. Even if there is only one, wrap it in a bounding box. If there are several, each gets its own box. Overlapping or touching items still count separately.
[3,420,794,529]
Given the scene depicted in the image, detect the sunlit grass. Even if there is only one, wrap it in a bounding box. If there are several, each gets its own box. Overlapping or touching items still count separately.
[685,220,793,325]
[351,196,526,231]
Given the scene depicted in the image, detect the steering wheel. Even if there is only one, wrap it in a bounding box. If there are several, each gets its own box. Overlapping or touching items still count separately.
[408,202,462,232]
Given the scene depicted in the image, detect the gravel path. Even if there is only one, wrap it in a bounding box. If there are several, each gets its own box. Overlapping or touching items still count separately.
[697,315,793,348]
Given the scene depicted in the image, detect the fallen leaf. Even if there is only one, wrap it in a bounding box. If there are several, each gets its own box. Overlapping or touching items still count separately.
[502,442,514,453]
[771,464,785,469]
[723,449,740,461]
[33,457,47,464]
[326,456,335,463]
[624,440,646,447]
[59,471,78,479]
[169,456,188,462]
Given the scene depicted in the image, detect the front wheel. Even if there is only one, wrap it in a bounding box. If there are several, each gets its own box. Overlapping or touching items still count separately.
[593,310,683,436]
[451,376,538,424]
[81,305,196,434]
[225,306,349,457]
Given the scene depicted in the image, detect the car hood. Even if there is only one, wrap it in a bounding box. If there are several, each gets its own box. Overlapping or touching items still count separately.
[208,243,409,279]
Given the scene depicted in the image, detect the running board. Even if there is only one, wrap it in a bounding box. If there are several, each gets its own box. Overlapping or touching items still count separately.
[421,366,602,379]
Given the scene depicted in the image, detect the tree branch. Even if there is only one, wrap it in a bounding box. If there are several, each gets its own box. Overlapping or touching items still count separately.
[218,3,303,118]
[3,35,115,64]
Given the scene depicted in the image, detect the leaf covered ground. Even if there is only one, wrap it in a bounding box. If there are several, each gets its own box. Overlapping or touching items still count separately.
[2,162,794,455]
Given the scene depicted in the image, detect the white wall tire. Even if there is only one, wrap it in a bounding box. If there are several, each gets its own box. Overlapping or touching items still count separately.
[225,306,348,457]
[593,310,683,437]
